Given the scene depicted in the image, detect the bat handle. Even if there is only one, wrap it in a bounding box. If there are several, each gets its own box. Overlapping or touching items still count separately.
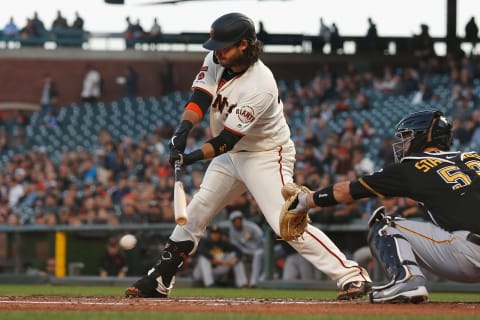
[174,160,182,181]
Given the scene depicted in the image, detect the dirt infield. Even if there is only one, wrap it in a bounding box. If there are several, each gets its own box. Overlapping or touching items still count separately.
[0,296,478,316]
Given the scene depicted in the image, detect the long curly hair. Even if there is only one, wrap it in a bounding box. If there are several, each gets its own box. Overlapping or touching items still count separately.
[232,39,263,67]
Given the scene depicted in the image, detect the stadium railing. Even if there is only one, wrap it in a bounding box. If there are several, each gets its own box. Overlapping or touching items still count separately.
[1,30,467,55]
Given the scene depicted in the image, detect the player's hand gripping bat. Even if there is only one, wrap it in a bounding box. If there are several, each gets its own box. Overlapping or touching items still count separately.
[174,160,188,225]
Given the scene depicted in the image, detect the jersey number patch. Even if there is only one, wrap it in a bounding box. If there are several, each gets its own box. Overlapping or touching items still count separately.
[437,160,480,190]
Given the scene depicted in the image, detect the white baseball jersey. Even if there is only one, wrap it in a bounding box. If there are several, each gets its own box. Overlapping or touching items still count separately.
[192,51,291,152]
[170,51,371,291]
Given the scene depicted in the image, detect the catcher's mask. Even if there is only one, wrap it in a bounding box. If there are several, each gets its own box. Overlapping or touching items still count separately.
[392,109,453,163]
[203,12,257,50]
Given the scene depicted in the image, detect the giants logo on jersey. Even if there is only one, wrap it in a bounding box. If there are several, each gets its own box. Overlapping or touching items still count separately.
[212,94,236,115]
[236,106,255,123]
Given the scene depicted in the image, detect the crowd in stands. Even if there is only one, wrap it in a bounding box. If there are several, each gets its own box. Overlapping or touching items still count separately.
[1,11,84,44]
[124,16,163,49]
[1,52,480,231]
[1,12,478,56]
[1,43,480,280]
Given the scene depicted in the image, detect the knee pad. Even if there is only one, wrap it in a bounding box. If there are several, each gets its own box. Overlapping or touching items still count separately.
[368,220,418,284]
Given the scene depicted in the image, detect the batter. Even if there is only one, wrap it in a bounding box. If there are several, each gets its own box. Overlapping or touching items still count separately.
[125,12,371,300]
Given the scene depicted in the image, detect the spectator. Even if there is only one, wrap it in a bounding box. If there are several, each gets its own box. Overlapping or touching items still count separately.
[124,16,135,48]
[450,96,473,122]
[314,17,330,53]
[411,82,433,105]
[192,225,248,288]
[452,116,474,146]
[3,17,19,39]
[31,11,46,37]
[8,168,26,208]
[228,210,265,287]
[124,66,138,98]
[132,18,146,41]
[149,17,162,43]
[71,11,84,30]
[80,64,102,103]
[44,257,57,276]
[51,10,68,30]
[413,24,435,61]
[356,119,376,140]
[39,73,59,113]
[329,23,342,53]
[20,18,35,39]
[365,17,378,53]
[464,16,478,56]
[366,17,378,38]
[98,235,129,277]
[42,111,60,128]
[257,21,269,44]
[353,92,370,110]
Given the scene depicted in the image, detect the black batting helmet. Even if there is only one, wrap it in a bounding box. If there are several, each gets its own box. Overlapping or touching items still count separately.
[203,12,256,50]
[392,110,453,162]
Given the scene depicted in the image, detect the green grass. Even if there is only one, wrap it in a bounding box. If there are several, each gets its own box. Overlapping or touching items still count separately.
[0,285,478,320]
[0,285,478,302]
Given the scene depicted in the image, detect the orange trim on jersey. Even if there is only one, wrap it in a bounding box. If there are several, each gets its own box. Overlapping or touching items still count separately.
[395,224,455,244]
[358,178,385,198]
[278,146,284,186]
[224,125,245,137]
[306,229,369,282]
[185,102,204,119]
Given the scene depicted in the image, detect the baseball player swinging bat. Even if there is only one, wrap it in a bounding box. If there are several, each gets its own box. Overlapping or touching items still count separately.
[174,160,188,225]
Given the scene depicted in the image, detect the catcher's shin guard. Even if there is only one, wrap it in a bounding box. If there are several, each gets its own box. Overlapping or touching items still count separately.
[125,239,194,298]
[367,214,422,288]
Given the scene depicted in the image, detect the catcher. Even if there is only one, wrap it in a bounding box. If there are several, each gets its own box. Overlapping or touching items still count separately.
[281,110,480,303]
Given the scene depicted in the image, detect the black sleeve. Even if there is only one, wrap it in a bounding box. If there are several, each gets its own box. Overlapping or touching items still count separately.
[357,163,412,198]
[349,181,377,200]
[190,89,212,115]
[207,129,243,156]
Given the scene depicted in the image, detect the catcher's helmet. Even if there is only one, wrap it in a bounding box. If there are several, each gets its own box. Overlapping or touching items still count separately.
[203,12,256,50]
[392,109,453,162]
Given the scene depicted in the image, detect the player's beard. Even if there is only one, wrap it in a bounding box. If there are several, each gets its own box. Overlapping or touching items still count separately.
[215,50,249,70]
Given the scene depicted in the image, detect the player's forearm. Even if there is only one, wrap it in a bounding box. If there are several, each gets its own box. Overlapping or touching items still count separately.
[306,181,354,208]
[181,109,202,126]
[182,130,240,165]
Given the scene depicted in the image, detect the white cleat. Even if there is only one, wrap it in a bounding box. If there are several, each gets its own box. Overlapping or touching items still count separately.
[370,276,428,304]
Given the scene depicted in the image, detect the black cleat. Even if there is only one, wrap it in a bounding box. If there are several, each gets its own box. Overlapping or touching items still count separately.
[125,276,168,298]
[336,281,372,300]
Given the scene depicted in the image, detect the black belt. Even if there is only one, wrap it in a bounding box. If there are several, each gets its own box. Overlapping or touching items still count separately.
[466,232,480,246]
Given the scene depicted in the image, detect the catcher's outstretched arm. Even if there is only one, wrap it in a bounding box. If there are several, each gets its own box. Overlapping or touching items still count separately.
[308,181,354,208]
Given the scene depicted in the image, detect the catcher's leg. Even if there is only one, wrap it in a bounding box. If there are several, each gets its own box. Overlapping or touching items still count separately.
[367,207,428,304]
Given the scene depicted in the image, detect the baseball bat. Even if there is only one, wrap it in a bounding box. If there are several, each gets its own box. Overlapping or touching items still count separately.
[174,160,188,225]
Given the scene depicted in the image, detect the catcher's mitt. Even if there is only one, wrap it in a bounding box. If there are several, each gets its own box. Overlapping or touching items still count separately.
[279,183,312,241]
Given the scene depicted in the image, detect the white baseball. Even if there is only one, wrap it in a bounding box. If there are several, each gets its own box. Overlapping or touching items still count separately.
[119,234,137,250]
